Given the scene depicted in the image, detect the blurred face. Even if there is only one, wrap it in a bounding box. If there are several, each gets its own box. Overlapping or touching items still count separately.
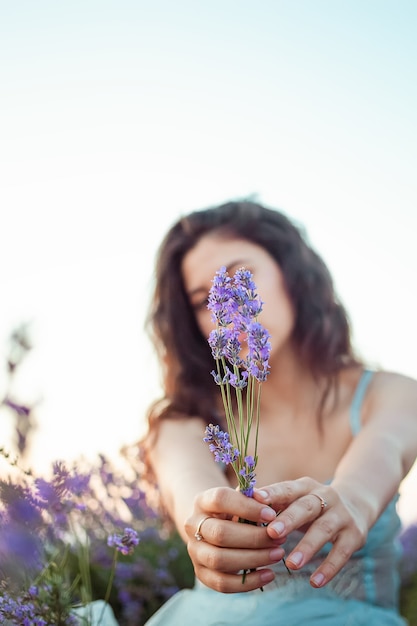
[181,233,295,359]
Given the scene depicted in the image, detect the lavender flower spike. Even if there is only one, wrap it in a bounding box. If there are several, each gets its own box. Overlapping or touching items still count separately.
[203,424,240,465]
[246,321,271,382]
[207,266,236,326]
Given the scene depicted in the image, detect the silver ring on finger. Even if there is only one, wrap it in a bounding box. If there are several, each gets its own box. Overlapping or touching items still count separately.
[194,516,211,541]
[310,493,328,516]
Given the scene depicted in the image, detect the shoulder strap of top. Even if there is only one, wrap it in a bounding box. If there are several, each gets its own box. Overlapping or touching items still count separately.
[349,369,374,435]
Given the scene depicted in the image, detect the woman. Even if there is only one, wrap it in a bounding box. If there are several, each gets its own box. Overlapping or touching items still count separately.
[141,200,417,625]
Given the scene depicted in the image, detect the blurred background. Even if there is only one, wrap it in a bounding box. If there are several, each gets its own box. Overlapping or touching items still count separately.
[1,1,416,523]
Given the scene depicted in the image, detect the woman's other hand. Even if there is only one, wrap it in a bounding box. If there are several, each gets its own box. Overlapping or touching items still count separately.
[254,477,368,588]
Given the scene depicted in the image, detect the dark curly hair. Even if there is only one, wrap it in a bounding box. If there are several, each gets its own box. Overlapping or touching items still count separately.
[142,200,361,452]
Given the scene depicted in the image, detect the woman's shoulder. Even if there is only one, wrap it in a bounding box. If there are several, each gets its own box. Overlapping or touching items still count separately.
[370,368,417,391]
[339,366,416,405]
[365,368,417,412]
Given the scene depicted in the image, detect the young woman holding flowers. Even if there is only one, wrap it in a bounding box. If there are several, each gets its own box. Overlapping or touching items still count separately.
[141,200,417,625]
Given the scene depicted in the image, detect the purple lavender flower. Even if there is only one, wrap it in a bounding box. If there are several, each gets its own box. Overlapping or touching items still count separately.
[239,456,257,497]
[246,321,271,382]
[207,266,236,326]
[233,267,263,320]
[203,424,240,465]
[208,327,230,360]
[224,331,244,366]
[227,369,249,389]
[0,592,47,625]
[108,527,140,555]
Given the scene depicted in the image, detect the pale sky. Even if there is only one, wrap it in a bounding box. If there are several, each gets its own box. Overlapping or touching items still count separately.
[0,1,416,522]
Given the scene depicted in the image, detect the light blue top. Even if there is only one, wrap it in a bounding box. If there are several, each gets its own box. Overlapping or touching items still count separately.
[145,369,407,625]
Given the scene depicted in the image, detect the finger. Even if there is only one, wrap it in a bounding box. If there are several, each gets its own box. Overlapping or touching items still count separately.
[191,541,286,574]
[194,486,278,524]
[253,477,327,538]
[187,516,286,549]
[266,492,330,540]
[253,477,318,510]
[283,512,339,571]
[309,537,358,588]
[196,565,276,593]
[284,515,365,584]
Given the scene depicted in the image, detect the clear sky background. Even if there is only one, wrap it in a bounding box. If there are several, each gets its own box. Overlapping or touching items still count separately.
[0,1,416,522]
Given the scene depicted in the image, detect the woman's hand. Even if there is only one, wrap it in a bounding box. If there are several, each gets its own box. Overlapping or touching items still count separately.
[253,477,369,588]
[184,486,286,593]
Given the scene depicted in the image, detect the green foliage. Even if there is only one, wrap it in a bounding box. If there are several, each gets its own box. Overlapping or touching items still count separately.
[400,572,417,625]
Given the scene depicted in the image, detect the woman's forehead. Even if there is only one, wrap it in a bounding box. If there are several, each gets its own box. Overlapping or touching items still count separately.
[181,236,266,295]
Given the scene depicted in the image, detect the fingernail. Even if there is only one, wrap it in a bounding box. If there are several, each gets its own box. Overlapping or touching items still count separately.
[270,520,285,536]
[256,489,269,499]
[260,569,275,584]
[260,507,276,522]
[311,572,325,587]
[269,547,284,562]
[287,551,303,567]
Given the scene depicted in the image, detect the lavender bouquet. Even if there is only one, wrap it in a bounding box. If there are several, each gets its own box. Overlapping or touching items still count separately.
[203,266,271,584]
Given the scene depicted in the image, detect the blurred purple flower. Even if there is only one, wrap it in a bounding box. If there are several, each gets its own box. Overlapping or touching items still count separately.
[108,527,140,555]
[0,525,42,569]
[33,461,91,528]
[399,521,417,584]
